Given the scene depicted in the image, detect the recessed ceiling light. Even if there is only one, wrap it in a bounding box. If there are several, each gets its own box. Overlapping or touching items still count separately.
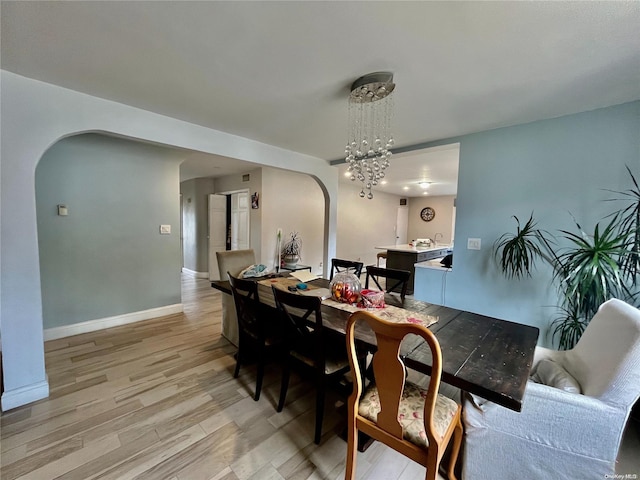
[423,191,429,195]
[418,181,431,189]
[344,171,352,177]
[403,186,409,191]
[380,180,388,185]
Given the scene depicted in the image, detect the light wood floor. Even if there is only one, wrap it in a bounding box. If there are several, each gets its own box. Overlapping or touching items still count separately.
[1,275,638,479]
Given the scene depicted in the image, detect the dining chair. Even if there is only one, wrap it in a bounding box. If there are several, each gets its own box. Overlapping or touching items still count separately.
[272,285,364,444]
[330,258,364,280]
[228,273,283,401]
[364,265,411,300]
[217,249,256,346]
[344,310,463,480]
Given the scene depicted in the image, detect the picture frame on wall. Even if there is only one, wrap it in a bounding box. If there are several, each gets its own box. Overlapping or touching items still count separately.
[251,192,259,209]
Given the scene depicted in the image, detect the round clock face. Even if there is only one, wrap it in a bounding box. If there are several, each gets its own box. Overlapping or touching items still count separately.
[420,207,435,222]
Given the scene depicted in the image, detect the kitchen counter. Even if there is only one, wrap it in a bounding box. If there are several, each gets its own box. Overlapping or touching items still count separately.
[375,243,450,254]
[374,244,451,294]
[415,259,452,271]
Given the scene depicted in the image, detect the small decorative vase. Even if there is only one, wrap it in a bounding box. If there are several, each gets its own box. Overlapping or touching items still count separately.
[282,254,299,268]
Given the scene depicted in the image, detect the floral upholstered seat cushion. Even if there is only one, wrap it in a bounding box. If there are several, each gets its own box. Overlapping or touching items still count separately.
[358,382,459,447]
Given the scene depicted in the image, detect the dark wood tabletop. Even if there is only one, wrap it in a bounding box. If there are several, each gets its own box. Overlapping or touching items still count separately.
[211,276,539,412]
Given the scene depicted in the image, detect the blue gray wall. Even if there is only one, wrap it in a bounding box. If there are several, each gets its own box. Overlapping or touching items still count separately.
[180,177,215,273]
[35,134,184,329]
[426,100,639,345]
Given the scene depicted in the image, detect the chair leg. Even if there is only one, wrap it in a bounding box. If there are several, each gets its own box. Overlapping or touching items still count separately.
[254,345,265,401]
[446,415,464,480]
[277,356,291,412]
[314,377,326,444]
[233,346,242,378]
[345,405,358,480]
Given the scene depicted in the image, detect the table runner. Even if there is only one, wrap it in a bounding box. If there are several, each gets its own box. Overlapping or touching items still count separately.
[259,278,437,328]
[322,298,438,328]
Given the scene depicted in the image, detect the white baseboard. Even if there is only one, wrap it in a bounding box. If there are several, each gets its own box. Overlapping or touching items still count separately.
[43,304,184,341]
[181,268,209,279]
[2,378,49,411]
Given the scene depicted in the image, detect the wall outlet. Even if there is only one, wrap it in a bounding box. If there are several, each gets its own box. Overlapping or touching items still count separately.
[160,225,171,235]
[467,238,481,250]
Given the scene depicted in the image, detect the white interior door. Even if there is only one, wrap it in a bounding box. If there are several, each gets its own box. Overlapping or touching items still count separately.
[208,194,227,281]
[396,206,408,245]
[231,191,250,251]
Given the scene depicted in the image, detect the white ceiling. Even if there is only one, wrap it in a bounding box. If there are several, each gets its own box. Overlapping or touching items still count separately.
[2,1,639,196]
[337,143,460,197]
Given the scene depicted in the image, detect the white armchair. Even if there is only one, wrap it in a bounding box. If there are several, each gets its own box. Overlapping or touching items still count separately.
[462,299,640,479]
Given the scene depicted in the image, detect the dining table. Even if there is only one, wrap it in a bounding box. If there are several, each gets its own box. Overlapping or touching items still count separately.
[211,274,540,412]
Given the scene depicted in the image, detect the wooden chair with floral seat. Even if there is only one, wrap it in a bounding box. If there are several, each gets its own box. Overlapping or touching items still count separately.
[344,310,463,480]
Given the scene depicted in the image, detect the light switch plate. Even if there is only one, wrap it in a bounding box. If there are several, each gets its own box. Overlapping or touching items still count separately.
[160,225,171,235]
[467,238,481,250]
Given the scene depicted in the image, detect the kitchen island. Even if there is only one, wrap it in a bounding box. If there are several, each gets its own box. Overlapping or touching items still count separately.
[375,244,450,294]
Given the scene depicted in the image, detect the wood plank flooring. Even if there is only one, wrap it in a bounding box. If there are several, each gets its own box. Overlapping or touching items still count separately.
[1,275,638,479]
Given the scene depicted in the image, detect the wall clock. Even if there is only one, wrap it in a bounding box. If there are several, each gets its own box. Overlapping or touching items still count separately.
[420,207,435,222]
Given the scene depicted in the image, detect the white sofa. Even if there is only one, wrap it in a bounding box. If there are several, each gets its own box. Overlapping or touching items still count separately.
[462,298,640,479]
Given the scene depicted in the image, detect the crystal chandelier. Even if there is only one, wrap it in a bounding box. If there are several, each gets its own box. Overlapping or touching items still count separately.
[345,72,395,199]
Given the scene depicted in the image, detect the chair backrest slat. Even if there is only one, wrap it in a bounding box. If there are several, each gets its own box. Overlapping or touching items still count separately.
[272,286,324,359]
[364,265,411,300]
[330,259,364,280]
[228,272,268,338]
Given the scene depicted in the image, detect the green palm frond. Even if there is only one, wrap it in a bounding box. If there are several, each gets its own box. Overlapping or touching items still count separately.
[550,303,588,350]
[602,165,640,286]
[493,213,550,279]
[554,214,633,320]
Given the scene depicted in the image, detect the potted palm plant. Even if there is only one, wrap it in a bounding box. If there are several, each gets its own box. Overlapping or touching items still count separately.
[549,214,634,348]
[281,232,302,269]
[493,166,640,349]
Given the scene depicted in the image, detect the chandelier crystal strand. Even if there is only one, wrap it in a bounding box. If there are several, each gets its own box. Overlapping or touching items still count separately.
[345,72,395,199]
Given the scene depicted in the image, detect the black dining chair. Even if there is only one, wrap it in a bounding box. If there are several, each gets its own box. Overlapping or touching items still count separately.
[228,272,283,401]
[272,285,364,444]
[365,265,411,301]
[329,258,364,280]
